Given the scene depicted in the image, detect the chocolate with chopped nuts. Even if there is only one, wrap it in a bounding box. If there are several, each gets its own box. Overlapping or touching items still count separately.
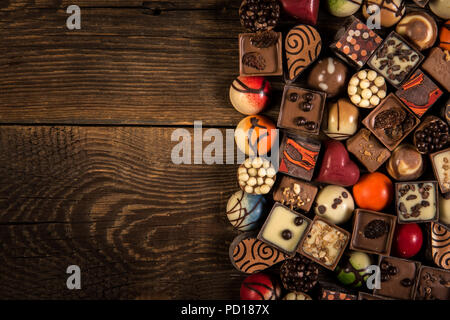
[368,32,424,88]
[272,176,318,212]
[277,84,326,136]
[362,93,420,151]
[239,0,280,33]
[395,181,438,224]
[374,256,421,300]
[239,32,283,76]
[350,209,397,255]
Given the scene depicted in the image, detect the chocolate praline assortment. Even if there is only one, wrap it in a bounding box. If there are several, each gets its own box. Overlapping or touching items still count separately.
[395,12,437,51]
[395,181,439,224]
[258,203,311,256]
[350,209,397,255]
[362,0,406,28]
[415,266,450,300]
[347,69,387,109]
[307,57,349,98]
[285,25,322,83]
[395,69,443,119]
[322,98,359,140]
[413,116,448,154]
[278,134,321,181]
[330,17,382,69]
[272,176,318,212]
[374,256,421,300]
[421,47,450,92]
[239,0,280,33]
[362,93,420,151]
[368,32,424,88]
[239,32,283,76]
[346,128,391,172]
[277,85,326,135]
[386,144,424,181]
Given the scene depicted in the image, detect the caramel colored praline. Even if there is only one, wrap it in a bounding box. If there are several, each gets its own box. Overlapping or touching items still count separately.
[386,144,424,181]
[396,12,437,51]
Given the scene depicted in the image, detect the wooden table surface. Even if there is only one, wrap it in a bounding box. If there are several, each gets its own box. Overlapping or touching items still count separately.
[0,0,435,299]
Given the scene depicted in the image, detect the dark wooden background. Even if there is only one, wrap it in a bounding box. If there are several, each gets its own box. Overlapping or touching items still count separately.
[0,0,435,299]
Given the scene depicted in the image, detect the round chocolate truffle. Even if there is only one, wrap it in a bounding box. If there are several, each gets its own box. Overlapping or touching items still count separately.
[336,251,372,288]
[314,185,355,225]
[439,194,450,226]
[239,0,281,32]
[322,98,359,140]
[362,0,406,28]
[237,157,276,195]
[229,76,271,115]
[386,144,424,181]
[396,12,438,51]
[282,292,312,300]
[347,69,386,109]
[439,20,450,52]
[235,115,277,156]
[429,0,450,20]
[240,273,281,300]
[307,57,348,98]
[327,0,362,17]
[226,190,267,231]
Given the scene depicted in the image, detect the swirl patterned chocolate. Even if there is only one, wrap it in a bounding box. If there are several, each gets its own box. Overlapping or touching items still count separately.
[285,25,322,82]
[431,223,450,270]
[230,233,287,273]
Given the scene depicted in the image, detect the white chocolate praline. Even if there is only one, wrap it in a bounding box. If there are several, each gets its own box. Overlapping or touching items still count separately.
[282,292,312,300]
[347,69,386,109]
[439,195,450,225]
[259,205,309,254]
[432,150,450,193]
[238,157,276,195]
[323,98,359,140]
[397,182,437,222]
[314,185,355,224]
[302,219,348,266]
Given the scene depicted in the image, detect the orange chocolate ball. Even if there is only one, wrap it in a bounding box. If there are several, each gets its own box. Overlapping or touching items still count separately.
[353,172,393,211]
[235,115,277,156]
[439,20,450,52]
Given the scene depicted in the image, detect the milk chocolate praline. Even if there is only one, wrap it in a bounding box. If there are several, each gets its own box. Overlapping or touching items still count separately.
[387,144,424,181]
[395,12,437,51]
[307,57,348,98]
[362,0,406,28]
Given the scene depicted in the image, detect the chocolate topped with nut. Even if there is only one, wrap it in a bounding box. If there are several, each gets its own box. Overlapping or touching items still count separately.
[375,256,421,300]
[368,32,424,87]
[273,176,318,212]
[362,93,420,151]
[396,181,438,223]
[239,0,280,33]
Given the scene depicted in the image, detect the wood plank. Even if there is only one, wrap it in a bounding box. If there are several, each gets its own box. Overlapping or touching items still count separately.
[0,125,245,299]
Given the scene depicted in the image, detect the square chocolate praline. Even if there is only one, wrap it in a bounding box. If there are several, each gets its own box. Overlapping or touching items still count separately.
[395,69,444,118]
[358,292,393,300]
[298,216,350,270]
[395,181,439,224]
[415,266,450,300]
[330,17,382,69]
[422,47,450,92]
[430,148,450,194]
[350,209,396,256]
[277,85,326,135]
[239,32,283,77]
[374,256,421,300]
[320,288,357,300]
[368,32,424,88]
[279,134,321,181]
[257,203,311,256]
[272,176,318,212]
[346,128,391,172]
[362,93,420,151]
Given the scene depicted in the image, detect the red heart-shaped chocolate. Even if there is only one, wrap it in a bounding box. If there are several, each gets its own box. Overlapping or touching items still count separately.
[280,0,320,25]
[316,140,360,186]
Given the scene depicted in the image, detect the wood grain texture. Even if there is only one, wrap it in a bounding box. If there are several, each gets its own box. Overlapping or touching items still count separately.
[0,125,245,299]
